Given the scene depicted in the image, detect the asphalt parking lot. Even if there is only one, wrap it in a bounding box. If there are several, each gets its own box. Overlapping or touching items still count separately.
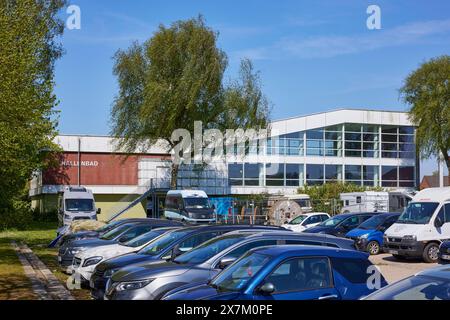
[369,254,437,284]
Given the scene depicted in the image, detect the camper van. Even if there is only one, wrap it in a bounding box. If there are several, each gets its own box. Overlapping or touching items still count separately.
[58,186,100,227]
[340,191,412,213]
[164,190,215,224]
[383,187,450,263]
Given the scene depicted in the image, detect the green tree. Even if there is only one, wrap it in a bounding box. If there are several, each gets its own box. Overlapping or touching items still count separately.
[0,0,65,228]
[298,182,384,214]
[111,16,270,188]
[401,55,450,175]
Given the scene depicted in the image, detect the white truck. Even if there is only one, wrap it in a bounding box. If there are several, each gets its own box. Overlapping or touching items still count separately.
[164,190,215,224]
[57,186,100,227]
[383,187,450,263]
[340,191,412,213]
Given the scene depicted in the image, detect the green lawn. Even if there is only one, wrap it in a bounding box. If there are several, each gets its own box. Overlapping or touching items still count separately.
[0,222,90,300]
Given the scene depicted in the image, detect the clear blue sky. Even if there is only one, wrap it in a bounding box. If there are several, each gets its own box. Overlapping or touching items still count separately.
[55,0,450,176]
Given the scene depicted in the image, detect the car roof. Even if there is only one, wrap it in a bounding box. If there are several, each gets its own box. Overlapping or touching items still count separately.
[168,224,285,233]
[301,212,329,217]
[251,245,368,259]
[336,212,384,218]
[415,265,450,280]
[227,230,353,244]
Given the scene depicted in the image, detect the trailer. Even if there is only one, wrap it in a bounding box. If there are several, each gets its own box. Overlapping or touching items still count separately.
[340,191,412,213]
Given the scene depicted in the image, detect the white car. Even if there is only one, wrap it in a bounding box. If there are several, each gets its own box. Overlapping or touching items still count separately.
[282,212,330,232]
[71,227,177,282]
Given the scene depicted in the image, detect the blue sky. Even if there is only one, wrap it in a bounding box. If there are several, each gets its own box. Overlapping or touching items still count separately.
[55,0,450,176]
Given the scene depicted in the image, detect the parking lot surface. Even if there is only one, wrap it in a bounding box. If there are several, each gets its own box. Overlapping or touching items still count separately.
[369,254,437,284]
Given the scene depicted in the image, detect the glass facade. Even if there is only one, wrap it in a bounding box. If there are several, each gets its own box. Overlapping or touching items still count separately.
[226,123,416,189]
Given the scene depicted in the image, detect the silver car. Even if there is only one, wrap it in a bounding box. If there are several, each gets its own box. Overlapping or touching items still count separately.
[105,231,355,300]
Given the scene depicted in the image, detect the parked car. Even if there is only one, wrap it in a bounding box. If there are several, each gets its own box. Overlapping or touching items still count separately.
[104,231,355,300]
[58,218,169,247]
[346,213,400,255]
[363,265,450,300]
[58,219,181,272]
[303,212,383,237]
[90,224,286,300]
[281,213,330,232]
[71,227,180,285]
[162,245,386,300]
[383,187,450,263]
[438,241,450,264]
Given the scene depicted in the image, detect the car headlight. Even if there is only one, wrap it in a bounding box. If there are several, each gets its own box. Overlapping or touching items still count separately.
[83,256,103,267]
[104,268,119,278]
[69,248,81,255]
[116,279,153,291]
[360,233,369,239]
[403,235,417,241]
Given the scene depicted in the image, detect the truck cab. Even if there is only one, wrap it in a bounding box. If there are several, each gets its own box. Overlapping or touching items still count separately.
[58,186,100,227]
[163,190,215,224]
[383,187,450,263]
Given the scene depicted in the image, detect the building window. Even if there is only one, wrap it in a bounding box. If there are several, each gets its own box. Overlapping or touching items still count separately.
[266,163,284,186]
[345,165,362,185]
[286,164,303,187]
[228,164,243,186]
[244,163,262,186]
[363,165,379,187]
[382,166,398,187]
[399,166,415,188]
[325,165,342,181]
[306,164,324,185]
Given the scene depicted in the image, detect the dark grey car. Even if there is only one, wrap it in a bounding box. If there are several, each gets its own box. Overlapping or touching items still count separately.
[58,219,182,271]
[105,231,355,300]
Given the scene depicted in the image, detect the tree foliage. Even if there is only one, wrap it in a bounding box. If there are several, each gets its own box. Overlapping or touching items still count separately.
[401,55,450,173]
[0,0,65,228]
[298,182,384,214]
[111,16,271,188]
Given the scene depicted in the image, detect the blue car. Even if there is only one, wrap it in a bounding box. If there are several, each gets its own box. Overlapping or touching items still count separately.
[162,245,387,300]
[438,241,450,264]
[346,213,400,255]
[363,264,450,300]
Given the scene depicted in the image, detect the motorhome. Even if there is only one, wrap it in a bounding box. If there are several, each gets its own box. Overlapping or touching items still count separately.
[164,190,215,224]
[340,191,412,213]
[383,187,450,263]
[57,186,100,227]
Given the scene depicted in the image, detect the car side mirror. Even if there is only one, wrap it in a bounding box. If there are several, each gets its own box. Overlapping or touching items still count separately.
[435,217,444,228]
[171,245,182,260]
[259,283,275,295]
[96,208,101,215]
[118,235,132,243]
[218,257,236,270]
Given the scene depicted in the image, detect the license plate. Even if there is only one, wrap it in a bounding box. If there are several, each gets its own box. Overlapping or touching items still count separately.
[441,254,450,260]
[389,250,399,255]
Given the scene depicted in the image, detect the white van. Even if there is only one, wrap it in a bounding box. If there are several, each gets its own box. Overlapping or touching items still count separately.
[57,186,100,227]
[383,187,450,263]
[164,190,215,224]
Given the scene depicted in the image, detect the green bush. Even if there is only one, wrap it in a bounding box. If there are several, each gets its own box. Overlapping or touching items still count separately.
[0,200,33,230]
[298,182,384,215]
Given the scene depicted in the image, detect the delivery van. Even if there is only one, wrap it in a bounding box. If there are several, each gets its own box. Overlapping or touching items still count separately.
[57,186,100,227]
[164,190,215,224]
[383,187,450,263]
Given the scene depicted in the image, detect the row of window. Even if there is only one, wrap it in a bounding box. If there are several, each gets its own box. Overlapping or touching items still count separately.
[228,163,416,188]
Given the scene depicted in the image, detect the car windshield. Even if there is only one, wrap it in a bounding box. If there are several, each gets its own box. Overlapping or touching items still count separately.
[122,229,167,248]
[366,275,450,300]
[65,199,94,212]
[173,235,246,265]
[211,253,271,292]
[288,215,308,225]
[397,202,439,225]
[100,224,132,240]
[358,215,387,230]
[138,230,191,256]
[184,197,210,209]
[96,220,122,233]
[320,215,347,227]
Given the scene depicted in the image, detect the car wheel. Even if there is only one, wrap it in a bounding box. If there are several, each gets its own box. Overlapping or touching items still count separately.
[367,241,380,255]
[423,243,440,263]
